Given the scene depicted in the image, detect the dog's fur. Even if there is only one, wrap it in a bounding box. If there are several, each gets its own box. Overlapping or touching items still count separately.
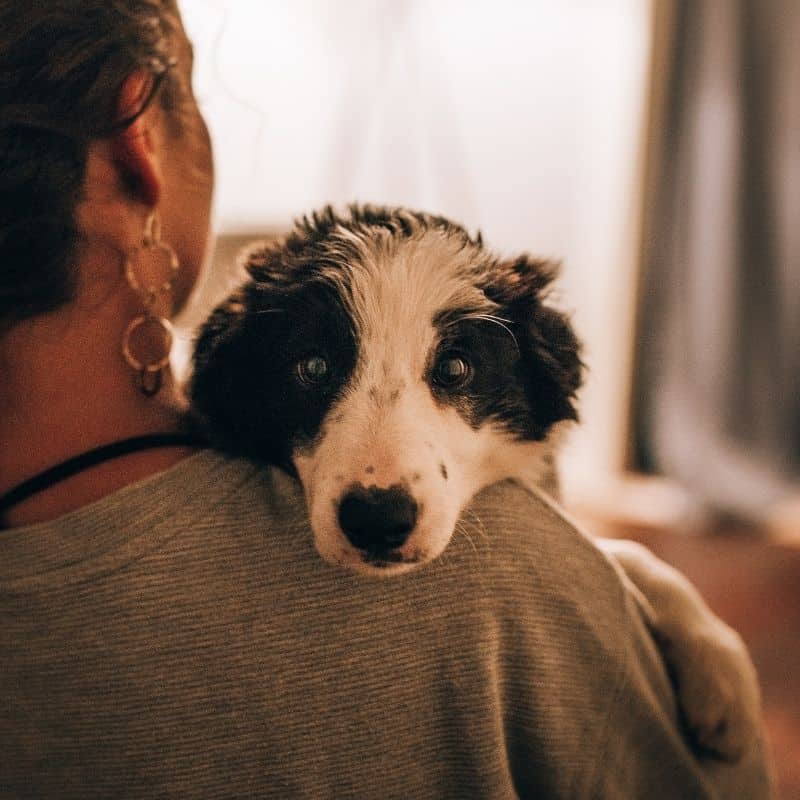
[191,205,579,573]
[190,205,760,760]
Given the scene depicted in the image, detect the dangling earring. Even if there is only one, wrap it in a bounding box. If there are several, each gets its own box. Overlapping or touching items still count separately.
[122,211,180,397]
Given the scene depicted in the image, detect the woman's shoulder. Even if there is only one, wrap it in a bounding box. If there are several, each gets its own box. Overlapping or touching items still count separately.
[0,448,623,622]
[464,479,628,615]
[0,449,299,593]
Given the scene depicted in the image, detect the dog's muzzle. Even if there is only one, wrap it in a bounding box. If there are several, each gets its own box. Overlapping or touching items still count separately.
[337,484,418,554]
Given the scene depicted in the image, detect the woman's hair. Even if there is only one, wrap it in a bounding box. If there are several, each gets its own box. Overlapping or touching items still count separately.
[0,1,185,330]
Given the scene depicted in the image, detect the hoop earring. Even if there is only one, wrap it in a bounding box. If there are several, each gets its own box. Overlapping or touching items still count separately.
[122,211,180,397]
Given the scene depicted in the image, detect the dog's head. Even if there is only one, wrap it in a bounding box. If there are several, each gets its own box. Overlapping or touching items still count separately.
[190,205,582,575]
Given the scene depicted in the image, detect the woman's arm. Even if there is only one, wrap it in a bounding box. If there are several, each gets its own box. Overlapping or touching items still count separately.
[471,480,774,799]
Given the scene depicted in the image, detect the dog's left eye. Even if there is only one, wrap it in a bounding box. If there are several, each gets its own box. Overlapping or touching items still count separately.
[296,355,330,386]
[433,353,472,390]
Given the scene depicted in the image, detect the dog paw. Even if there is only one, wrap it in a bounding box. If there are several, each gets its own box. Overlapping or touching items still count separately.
[666,625,761,762]
[596,537,763,761]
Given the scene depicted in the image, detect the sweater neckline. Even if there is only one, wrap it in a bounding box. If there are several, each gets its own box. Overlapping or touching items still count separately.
[0,450,261,592]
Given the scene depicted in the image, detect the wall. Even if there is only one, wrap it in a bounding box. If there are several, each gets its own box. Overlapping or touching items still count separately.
[180,0,653,500]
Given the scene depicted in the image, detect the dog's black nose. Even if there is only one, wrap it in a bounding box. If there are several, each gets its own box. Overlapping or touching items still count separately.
[338,485,418,552]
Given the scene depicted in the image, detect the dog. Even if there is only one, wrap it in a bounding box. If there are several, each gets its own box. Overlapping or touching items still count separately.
[189,204,761,762]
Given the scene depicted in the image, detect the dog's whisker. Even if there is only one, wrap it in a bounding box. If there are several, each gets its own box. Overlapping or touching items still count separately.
[454,520,479,557]
[460,508,490,547]
[448,524,485,583]
[251,308,287,316]
[435,542,461,579]
[471,314,519,352]
[442,312,520,353]
[454,518,480,550]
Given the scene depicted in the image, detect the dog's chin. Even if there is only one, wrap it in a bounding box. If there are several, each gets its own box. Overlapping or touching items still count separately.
[313,533,450,578]
[345,556,423,578]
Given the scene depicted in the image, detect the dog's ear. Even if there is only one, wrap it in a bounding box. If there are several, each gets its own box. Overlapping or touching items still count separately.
[238,239,295,289]
[189,284,291,461]
[522,300,584,427]
[190,289,256,448]
[485,255,584,433]
[189,239,300,453]
[482,254,559,306]
[237,212,354,290]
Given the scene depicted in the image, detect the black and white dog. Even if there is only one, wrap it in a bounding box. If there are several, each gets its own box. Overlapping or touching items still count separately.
[189,205,759,761]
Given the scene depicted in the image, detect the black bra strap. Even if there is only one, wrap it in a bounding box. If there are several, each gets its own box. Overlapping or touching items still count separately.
[0,433,207,515]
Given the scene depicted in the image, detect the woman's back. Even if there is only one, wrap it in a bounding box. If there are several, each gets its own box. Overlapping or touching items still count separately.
[0,451,772,798]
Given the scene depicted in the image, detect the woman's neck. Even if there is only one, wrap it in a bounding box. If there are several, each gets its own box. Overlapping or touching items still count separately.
[0,294,199,527]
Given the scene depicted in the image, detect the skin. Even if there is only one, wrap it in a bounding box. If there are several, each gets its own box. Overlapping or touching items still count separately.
[0,25,214,528]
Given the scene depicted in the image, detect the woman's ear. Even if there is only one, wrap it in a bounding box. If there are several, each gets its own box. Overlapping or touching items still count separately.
[109,72,163,207]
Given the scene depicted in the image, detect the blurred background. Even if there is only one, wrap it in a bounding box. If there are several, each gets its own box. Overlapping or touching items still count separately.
[177,1,799,794]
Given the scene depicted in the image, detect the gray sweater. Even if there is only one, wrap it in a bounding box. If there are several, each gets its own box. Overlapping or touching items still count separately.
[0,451,772,799]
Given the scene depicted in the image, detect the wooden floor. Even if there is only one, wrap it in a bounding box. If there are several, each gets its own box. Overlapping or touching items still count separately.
[573,512,800,800]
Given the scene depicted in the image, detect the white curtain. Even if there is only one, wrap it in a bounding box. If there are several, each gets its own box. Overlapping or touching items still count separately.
[180,0,653,494]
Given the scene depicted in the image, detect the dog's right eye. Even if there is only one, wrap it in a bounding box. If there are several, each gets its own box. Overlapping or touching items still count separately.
[432,352,472,390]
[295,355,330,387]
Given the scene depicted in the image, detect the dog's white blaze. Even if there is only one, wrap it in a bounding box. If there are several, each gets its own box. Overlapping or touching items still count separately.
[292,227,556,575]
[327,228,497,350]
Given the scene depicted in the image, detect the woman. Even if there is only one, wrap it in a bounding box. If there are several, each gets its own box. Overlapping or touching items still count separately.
[0,2,772,797]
